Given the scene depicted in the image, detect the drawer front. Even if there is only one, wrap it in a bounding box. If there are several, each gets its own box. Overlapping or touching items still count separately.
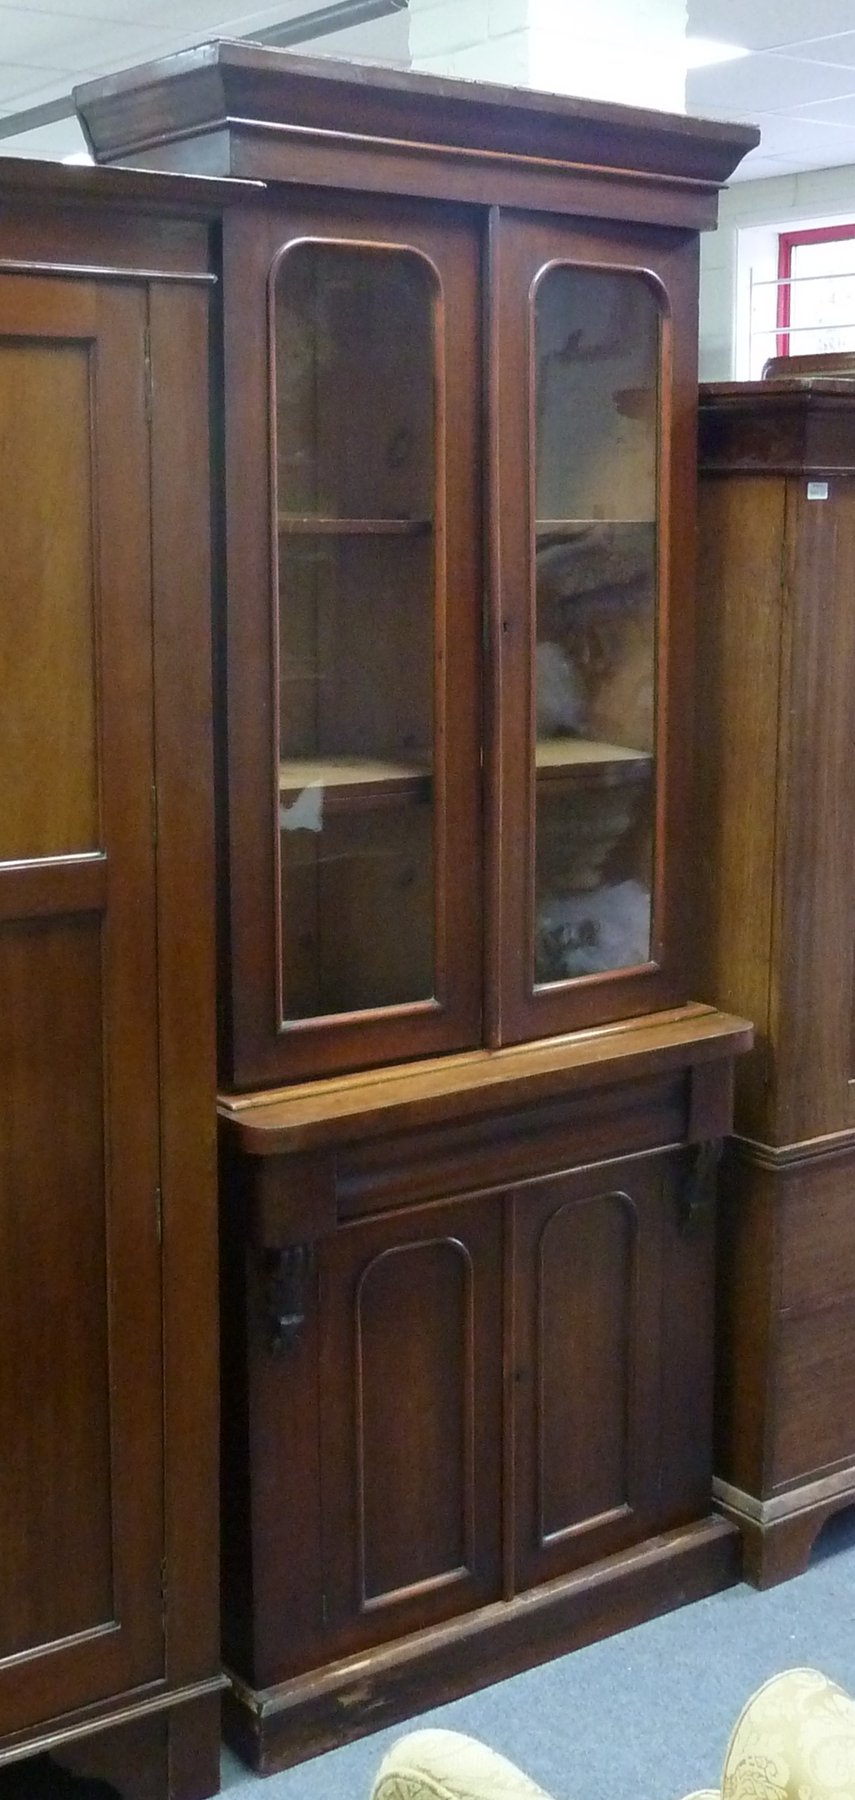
[336,1073,689,1219]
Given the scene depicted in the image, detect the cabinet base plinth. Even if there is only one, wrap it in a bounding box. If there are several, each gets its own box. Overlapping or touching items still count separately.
[0,1684,224,1800]
[714,1468,855,1590]
[223,1516,741,1775]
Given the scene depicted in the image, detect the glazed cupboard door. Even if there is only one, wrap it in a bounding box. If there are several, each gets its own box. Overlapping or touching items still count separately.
[488,213,698,1044]
[221,198,482,1088]
[0,277,165,1732]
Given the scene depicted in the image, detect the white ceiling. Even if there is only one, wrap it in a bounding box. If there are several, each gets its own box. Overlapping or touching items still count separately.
[0,0,411,157]
[687,0,855,179]
[1,0,855,181]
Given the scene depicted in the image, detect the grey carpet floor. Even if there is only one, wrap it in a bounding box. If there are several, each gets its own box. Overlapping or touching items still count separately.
[221,1509,855,1800]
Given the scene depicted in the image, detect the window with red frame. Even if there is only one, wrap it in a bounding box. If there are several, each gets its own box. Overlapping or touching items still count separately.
[776,224,855,358]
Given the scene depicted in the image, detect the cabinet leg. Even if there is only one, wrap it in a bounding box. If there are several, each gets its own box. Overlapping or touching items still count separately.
[717,1488,855,1590]
[167,1694,222,1800]
[19,1717,169,1800]
[740,1515,817,1589]
[0,1698,222,1800]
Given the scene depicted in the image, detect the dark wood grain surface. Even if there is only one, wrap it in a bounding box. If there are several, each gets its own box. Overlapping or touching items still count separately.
[0,209,221,1795]
[0,276,164,1733]
[699,379,855,1585]
[75,37,758,193]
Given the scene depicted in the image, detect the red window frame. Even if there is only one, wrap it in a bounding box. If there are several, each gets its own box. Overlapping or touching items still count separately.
[776,222,855,356]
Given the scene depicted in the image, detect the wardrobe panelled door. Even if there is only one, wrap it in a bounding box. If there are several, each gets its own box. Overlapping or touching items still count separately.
[0,276,164,1731]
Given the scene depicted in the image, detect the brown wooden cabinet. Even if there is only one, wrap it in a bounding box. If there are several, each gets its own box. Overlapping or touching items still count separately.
[698,376,855,1587]
[74,40,757,1778]
[0,168,223,1798]
[220,1124,724,1738]
[216,1030,748,1773]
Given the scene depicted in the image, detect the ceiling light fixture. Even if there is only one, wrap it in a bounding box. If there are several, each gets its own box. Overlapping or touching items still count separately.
[255,0,406,50]
[684,36,751,70]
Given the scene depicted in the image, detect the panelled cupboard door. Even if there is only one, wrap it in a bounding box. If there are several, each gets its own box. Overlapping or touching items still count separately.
[316,1196,504,1658]
[512,1155,677,1590]
[221,197,483,1089]
[488,212,698,1045]
[0,277,165,1733]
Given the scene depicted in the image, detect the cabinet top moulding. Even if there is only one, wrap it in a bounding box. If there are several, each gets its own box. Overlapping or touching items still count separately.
[73,39,758,229]
[700,378,855,477]
[0,151,263,284]
[0,148,263,217]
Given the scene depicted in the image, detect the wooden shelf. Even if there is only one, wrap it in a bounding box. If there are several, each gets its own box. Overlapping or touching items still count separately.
[279,755,432,816]
[279,515,433,536]
[536,518,655,534]
[536,737,652,786]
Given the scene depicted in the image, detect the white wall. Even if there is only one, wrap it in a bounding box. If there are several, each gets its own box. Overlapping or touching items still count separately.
[699,162,855,381]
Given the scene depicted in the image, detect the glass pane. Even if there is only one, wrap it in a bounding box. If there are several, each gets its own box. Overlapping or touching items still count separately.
[532,267,661,987]
[275,242,434,522]
[272,243,437,1022]
[0,344,98,860]
[788,236,855,356]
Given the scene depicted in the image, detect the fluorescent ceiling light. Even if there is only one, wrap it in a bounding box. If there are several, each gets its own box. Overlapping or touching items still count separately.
[685,36,751,69]
[62,151,93,164]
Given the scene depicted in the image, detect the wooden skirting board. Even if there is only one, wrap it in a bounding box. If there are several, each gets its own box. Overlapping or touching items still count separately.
[223,1517,741,1775]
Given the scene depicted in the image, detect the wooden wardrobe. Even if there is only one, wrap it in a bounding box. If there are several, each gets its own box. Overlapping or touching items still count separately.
[0,162,226,1798]
[698,375,855,1587]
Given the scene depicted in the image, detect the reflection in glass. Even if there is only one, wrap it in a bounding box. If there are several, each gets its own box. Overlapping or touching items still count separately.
[532,267,661,986]
[272,242,437,1022]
